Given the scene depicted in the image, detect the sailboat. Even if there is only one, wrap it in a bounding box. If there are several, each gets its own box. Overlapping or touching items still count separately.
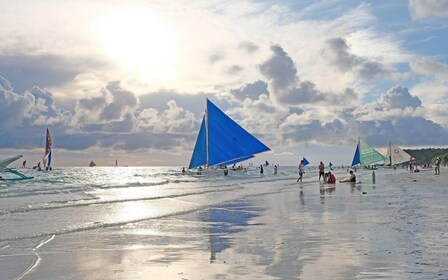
[89,161,96,167]
[384,142,415,166]
[351,138,386,168]
[189,99,270,170]
[43,128,52,171]
[0,155,34,181]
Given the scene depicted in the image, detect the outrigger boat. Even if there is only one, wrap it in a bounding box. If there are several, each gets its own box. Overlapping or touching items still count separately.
[189,99,270,173]
[0,155,34,181]
[350,138,386,169]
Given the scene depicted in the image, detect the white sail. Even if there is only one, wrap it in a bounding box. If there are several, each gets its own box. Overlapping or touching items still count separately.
[384,143,414,166]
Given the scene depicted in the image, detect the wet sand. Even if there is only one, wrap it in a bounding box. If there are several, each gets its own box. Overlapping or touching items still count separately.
[3,168,448,279]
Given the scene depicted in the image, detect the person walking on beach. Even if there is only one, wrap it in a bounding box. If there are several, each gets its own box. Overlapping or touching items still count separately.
[318,161,325,181]
[297,160,305,182]
[22,160,26,168]
[435,157,441,175]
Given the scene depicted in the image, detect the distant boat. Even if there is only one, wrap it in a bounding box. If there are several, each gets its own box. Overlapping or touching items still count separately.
[189,99,270,169]
[89,161,96,167]
[384,142,415,166]
[351,138,386,167]
[42,128,52,171]
[0,155,34,181]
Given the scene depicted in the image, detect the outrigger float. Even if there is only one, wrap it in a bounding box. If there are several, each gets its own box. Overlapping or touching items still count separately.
[0,155,34,181]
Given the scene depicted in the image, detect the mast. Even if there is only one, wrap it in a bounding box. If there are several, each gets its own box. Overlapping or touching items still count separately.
[389,141,392,166]
[205,99,209,168]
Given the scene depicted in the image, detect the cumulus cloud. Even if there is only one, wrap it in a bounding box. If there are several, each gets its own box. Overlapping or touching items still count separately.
[0,76,199,152]
[409,0,448,20]
[258,45,359,106]
[72,81,138,129]
[323,37,388,80]
[138,100,196,134]
[379,85,422,109]
[230,80,268,101]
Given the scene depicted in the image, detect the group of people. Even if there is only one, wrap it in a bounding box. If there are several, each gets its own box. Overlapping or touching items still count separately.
[298,160,356,184]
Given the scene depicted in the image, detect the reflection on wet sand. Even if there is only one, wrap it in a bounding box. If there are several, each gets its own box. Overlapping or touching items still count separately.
[13,170,448,279]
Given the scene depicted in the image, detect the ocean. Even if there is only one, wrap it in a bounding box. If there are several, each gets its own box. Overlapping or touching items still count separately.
[1,166,447,279]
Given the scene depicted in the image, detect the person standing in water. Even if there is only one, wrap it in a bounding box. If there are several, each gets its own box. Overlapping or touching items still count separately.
[297,160,305,182]
[274,165,278,175]
[260,165,264,174]
[435,157,441,175]
[318,161,325,181]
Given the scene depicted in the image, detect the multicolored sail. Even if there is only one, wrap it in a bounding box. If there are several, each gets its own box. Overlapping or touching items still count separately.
[189,99,270,169]
[351,138,386,167]
[43,128,52,169]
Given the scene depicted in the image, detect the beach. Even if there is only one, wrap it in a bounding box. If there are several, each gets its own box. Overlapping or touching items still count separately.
[1,166,447,279]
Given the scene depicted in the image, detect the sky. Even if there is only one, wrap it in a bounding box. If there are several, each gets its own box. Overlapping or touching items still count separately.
[1,0,448,167]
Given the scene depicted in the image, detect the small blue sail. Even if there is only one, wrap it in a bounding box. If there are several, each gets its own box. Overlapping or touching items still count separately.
[302,157,310,166]
[189,99,270,169]
[189,117,207,169]
[351,144,360,167]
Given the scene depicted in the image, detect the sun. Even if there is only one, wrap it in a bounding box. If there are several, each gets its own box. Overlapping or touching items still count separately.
[95,7,178,83]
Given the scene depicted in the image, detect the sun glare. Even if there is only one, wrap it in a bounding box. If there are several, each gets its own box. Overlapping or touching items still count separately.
[95,7,178,83]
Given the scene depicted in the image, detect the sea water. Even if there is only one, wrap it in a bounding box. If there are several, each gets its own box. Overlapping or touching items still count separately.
[0,166,447,279]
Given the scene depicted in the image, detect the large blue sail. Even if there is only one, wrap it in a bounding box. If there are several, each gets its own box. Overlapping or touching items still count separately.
[189,117,207,169]
[188,99,270,169]
[206,99,270,167]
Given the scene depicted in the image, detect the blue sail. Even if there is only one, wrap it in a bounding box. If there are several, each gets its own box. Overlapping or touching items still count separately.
[221,155,255,166]
[351,143,360,167]
[189,117,207,169]
[189,99,270,169]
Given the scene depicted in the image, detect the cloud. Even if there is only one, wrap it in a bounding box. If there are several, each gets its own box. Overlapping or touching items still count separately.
[138,100,196,134]
[379,85,422,109]
[323,37,388,80]
[0,76,198,153]
[258,45,359,106]
[410,58,448,81]
[409,0,448,19]
[0,54,110,93]
[238,41,260,54]
[72,81,138,128]
[230,80,268,101]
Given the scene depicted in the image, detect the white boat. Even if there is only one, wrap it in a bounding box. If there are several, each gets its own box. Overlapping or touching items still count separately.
[384,142,415,166]
[189,99,270,171]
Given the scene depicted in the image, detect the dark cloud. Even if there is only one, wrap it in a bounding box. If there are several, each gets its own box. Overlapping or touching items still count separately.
[238,41,260,53]
[230,80,268,101]
[0,76,195,152]
[258,45,358,105]
[226,65,243,75]
[209,53,225,64]
[323,38,388,80]
[360,117,448,147]
[0,54,111,92]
